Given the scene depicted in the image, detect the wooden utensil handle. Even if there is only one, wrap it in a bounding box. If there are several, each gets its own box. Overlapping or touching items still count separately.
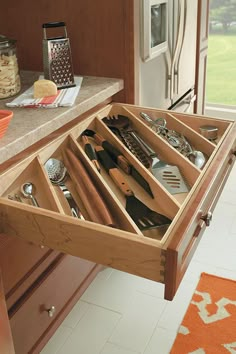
[95,146,133,197]
[63,148,116,227]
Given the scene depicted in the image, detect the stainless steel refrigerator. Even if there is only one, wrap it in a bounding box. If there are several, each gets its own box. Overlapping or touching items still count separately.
[138,0,198,113]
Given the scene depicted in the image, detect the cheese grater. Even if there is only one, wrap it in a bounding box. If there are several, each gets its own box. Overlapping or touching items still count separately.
[42,22,75,89]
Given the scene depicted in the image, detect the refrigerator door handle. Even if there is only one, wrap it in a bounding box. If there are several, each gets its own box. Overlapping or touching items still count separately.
[165,49,172,99]
[170,0,185,100]
[184,94,196,112]
[174,0,187,95]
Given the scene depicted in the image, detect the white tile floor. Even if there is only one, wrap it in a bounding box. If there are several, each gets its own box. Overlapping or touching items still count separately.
[40,163,236,354]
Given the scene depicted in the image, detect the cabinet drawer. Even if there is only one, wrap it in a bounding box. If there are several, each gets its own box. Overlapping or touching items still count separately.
[0,103,235,300]
[0,234,53,303]
[10,254,95,354]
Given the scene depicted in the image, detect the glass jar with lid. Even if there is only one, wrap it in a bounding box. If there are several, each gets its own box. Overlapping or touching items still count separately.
[0,35,21,99]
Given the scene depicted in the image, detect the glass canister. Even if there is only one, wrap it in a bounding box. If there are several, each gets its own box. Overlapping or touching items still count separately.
[0,35,21,99]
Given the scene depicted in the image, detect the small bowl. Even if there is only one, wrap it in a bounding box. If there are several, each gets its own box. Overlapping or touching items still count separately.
[0,110,13,138]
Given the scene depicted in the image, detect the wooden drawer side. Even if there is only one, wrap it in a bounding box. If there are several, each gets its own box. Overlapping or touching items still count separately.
[164,125,236,300]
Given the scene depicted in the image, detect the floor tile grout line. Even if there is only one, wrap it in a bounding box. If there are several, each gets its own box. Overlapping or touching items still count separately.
[62,304,90,330]
[80,299,124,316]
[41,326,73,354]
[141,301,171,354]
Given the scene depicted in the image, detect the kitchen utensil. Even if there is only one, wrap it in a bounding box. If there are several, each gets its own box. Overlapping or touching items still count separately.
[94,145,171,231]
[199,125,218,141]
[42,22,75,89]
[81,135,100,172]
[102,116,189,194]
[102,115,151,167]
[21,182,39,207]
[130,133,190,194]
[81,129,154,197]
[44,158,82,218]
[15,194,23,202]
[182,137,206,169]
[63,148,116,227]
[8,194,23,203]
[140,111,207,169]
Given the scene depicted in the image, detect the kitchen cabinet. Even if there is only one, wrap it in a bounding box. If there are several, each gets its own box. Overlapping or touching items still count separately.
[0,272,15,354]
[0,0,135,104]
[0,74,123,353]
[0,0,211,113]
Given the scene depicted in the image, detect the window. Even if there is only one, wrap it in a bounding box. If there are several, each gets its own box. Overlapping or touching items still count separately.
[205,0,236,118]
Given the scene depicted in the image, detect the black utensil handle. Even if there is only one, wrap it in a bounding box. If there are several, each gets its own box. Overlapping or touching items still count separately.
[101,141,130,174]
[95,146,133,197]
[81,136,100,172]
[82,129,153,197]
[42,22,66,28]
[82,129,130,173]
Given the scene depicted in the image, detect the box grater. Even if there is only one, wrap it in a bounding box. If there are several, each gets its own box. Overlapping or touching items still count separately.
[42,22,76,89]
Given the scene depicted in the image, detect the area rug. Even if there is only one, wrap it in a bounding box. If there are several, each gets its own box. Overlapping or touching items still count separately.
[170,273,236,354]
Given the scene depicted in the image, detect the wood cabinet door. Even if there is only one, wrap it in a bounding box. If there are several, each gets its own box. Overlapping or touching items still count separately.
[0,270,15,354]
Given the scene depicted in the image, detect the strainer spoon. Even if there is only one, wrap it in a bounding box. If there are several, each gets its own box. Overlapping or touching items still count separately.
[44,158,83,219]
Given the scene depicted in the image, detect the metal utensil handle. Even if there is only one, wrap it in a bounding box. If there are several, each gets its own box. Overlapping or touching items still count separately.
[140,112,153,124]
[118,130,151,168]
[128,131,156,157]
[59,185,81,218]
[30,195,39,207]
[42,22,67,40]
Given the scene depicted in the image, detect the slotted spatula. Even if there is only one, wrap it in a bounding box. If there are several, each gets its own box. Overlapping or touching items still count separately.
[94,145,171,231]
[131,133,190,194]
[103,115,189,194]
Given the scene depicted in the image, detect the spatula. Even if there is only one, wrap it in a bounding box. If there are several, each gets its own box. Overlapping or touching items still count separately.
[130,133,190,194]
[94,145,172,231]
[102,115,190,194]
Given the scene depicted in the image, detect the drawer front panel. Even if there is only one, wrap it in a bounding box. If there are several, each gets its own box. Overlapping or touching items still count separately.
[0,234,51,298]
[10,255,95,354]
[165,131,236,300]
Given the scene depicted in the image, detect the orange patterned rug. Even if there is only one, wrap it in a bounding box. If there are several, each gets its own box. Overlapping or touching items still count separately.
[170,273,236,354]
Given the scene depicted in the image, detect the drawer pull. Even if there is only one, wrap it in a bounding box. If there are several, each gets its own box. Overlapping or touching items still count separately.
[200,211,212,226]
[47,306,56,318]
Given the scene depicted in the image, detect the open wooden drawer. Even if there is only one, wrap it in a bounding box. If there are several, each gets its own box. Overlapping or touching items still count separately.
[0,103,235,300]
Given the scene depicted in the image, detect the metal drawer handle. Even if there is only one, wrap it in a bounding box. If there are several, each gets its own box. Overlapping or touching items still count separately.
[47,306,56,318]
[200,211,212,227]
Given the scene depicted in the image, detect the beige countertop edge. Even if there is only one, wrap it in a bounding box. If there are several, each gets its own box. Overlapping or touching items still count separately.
[0,73,124,165]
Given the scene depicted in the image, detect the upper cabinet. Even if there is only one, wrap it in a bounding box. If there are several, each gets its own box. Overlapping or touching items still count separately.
[0,0,213,115]
[0,0,135,103]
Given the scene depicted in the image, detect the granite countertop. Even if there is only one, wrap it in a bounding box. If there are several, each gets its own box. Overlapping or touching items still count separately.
[0,71,124,164]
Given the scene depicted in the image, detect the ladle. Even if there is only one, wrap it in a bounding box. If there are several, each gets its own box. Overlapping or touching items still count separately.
[21,182,39,207]
[44,158,83,219]
[184,138,206,169]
